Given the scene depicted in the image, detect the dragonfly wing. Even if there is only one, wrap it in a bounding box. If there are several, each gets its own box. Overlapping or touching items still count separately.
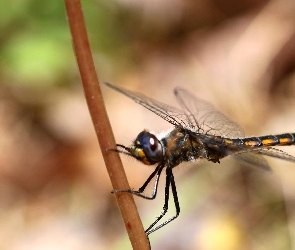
[253,147,295,163]
[105,82,190,127]
[174,88,244,138]
[233,153,272,171]
[233,147,295,171]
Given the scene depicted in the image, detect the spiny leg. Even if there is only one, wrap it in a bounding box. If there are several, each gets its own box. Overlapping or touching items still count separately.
[113,163,164,200]
[147,168,180,234]
[145,167,171,234]
[145,167,180,235]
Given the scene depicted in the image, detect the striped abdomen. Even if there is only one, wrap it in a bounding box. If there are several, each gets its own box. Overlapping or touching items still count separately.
[224,133,295,147]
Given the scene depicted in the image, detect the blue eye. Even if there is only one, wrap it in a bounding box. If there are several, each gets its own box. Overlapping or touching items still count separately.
[140,133,163,162]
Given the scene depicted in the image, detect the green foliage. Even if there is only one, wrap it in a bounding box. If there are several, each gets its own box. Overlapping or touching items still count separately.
[0,0,137,87]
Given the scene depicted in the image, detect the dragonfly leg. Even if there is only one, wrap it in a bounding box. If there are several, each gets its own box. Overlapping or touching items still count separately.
[145,167,180,235]
[113,163,164,200]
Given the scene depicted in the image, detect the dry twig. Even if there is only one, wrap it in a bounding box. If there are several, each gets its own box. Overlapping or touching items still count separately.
[64,0,150,249]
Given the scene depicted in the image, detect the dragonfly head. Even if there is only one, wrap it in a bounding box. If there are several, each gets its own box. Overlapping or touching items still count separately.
[128,130,164,165]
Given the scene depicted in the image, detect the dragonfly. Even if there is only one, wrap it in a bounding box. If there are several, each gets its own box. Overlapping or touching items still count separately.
[104,82,295,236]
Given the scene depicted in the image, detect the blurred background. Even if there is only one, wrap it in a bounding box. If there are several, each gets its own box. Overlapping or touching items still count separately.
[1,0,295,249]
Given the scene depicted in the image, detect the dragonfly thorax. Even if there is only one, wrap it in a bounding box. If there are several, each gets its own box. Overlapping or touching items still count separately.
[163,128,207,167]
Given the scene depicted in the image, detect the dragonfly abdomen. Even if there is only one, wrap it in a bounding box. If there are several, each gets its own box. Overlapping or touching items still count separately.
[225,133,295,147]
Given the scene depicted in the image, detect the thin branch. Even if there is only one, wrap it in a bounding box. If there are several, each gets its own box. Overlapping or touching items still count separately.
[64,1,150,249]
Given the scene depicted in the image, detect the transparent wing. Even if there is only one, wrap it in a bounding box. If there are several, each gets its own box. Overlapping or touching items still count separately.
[233,147,295,171]
[253,147,295,162]
[105,83,244,137]
[105,82,191,127]
[174,88,244,138]
[233,153,272,171]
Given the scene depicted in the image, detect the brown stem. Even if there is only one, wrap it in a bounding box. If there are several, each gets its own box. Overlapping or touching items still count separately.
[64,1,150,249]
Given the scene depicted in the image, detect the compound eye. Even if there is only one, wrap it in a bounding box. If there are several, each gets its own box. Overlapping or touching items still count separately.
[140,133,163,163]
